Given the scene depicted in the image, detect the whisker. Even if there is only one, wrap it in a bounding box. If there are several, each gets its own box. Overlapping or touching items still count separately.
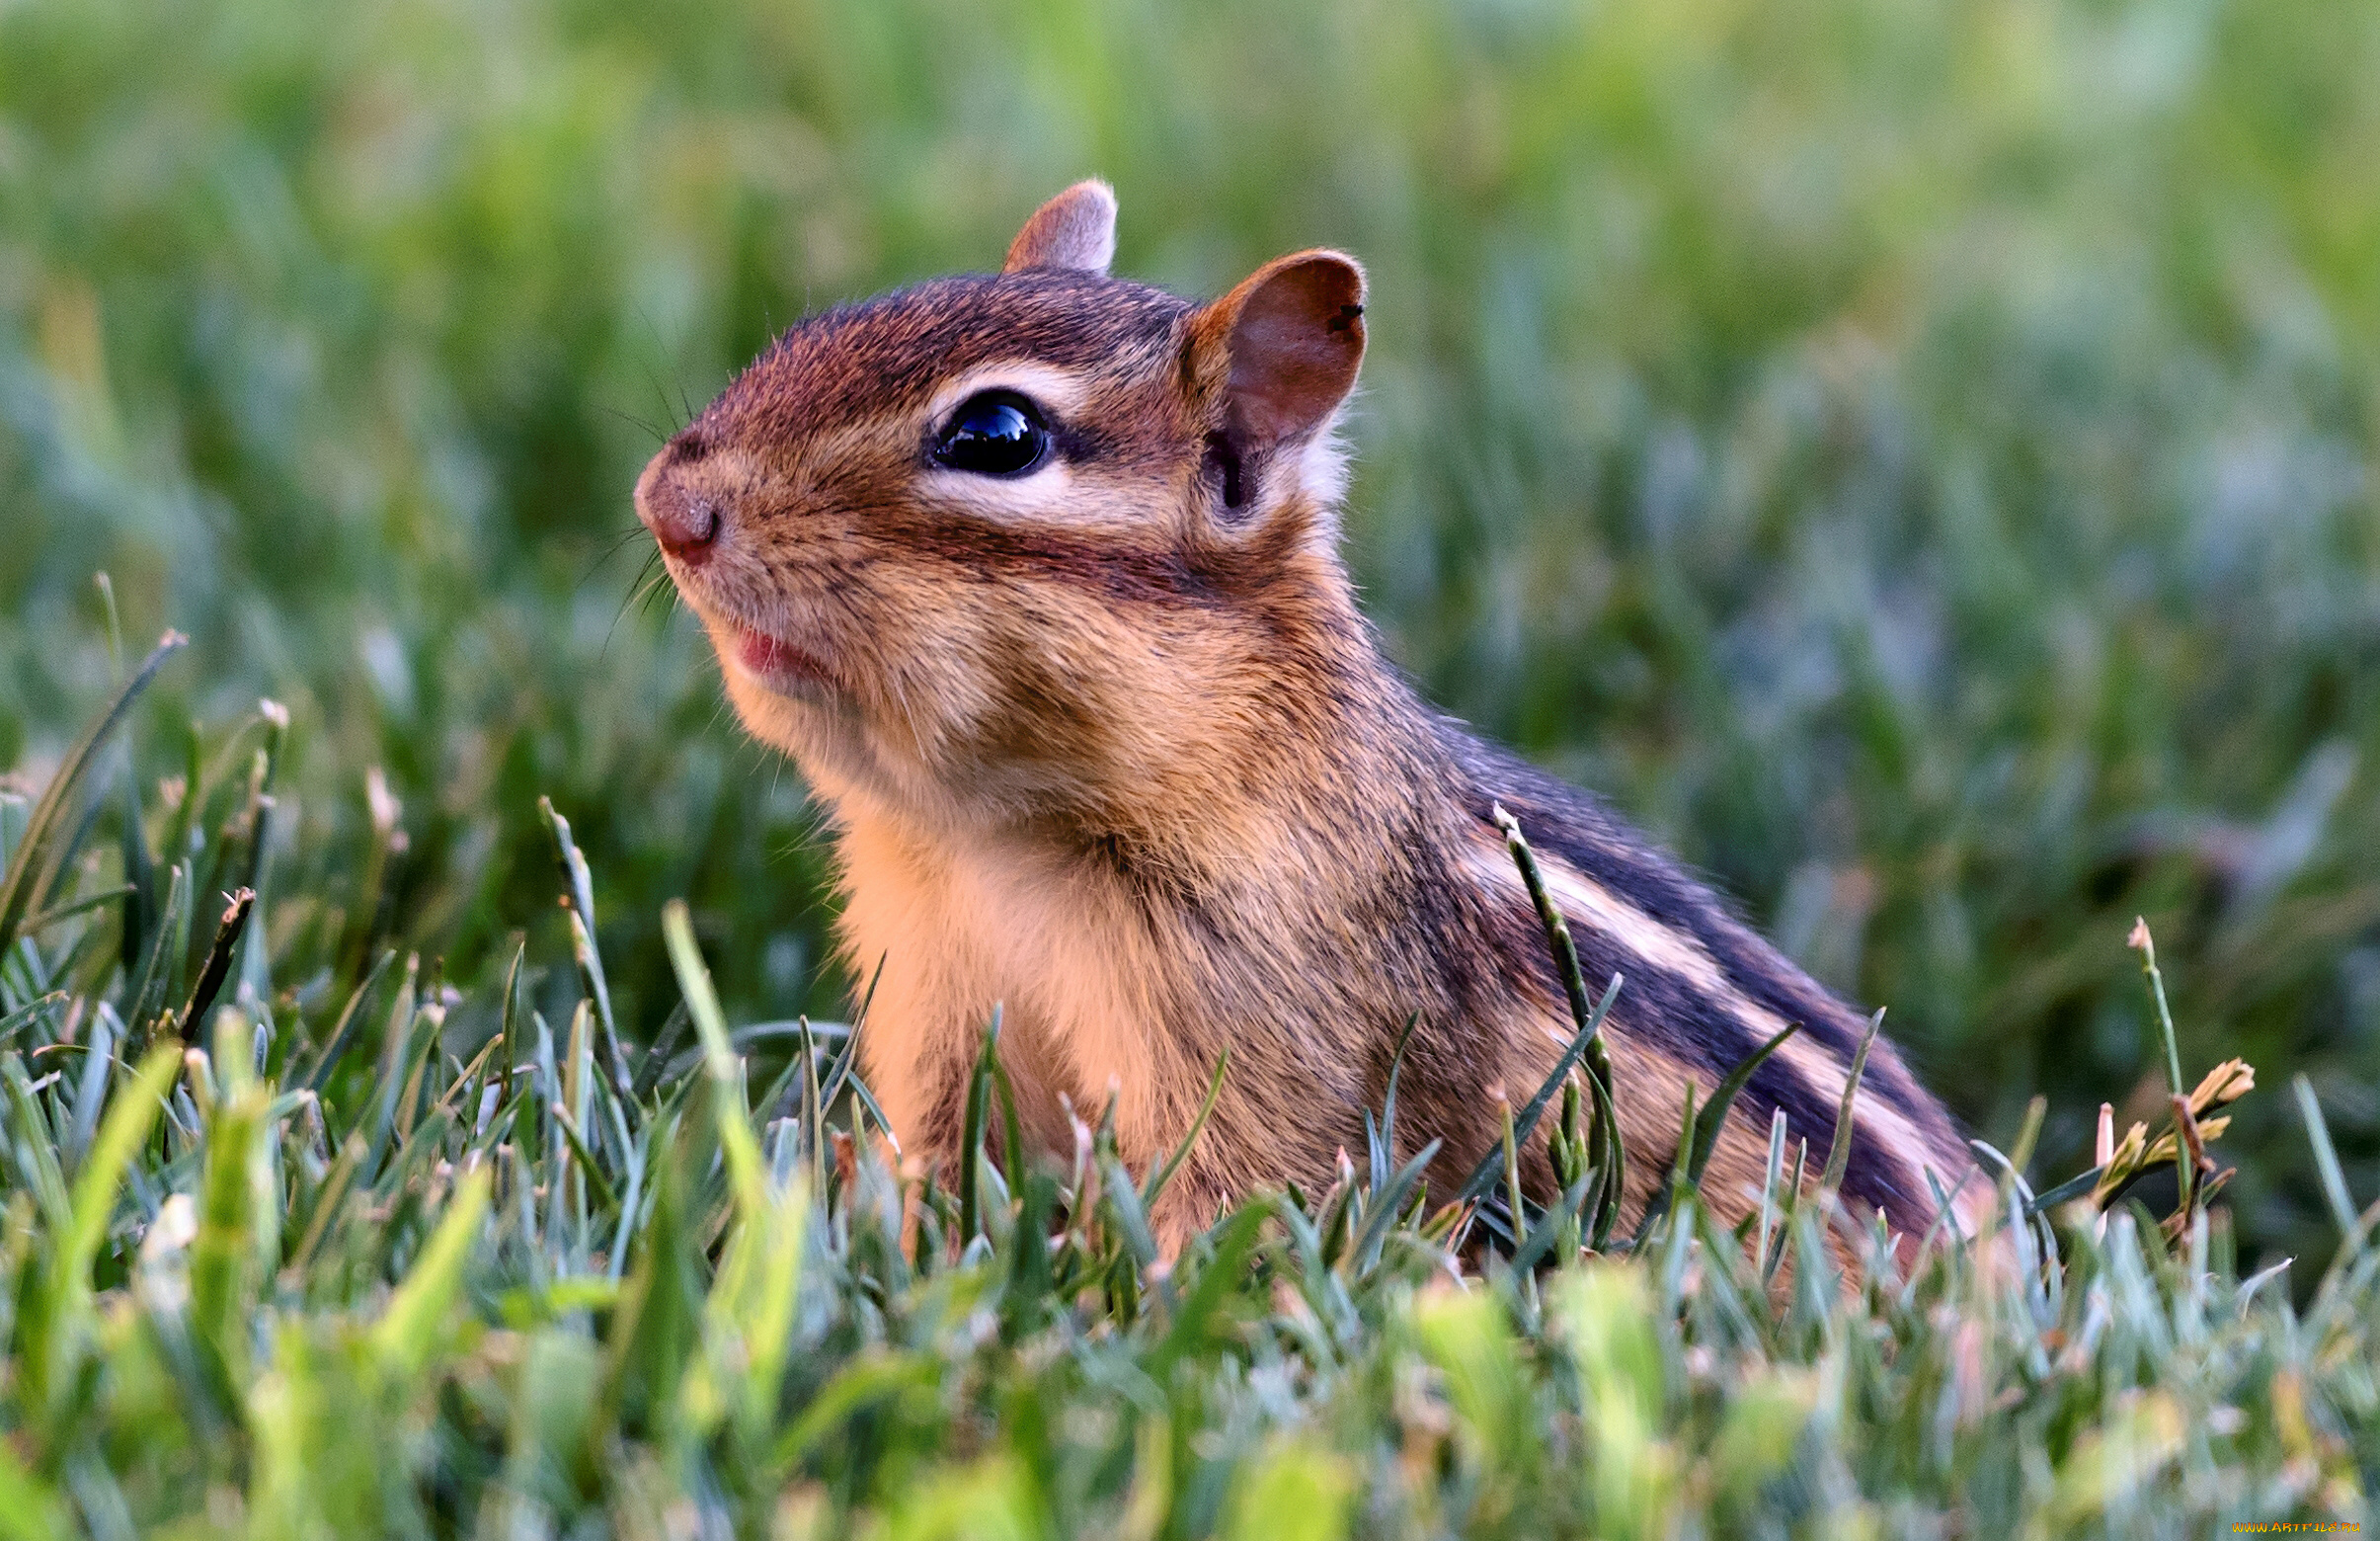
[600,547,673,663]
[601,405,671,445]
[577,524,657,597]
[635,567,676,619]
[705,689,739,740]
[629,300,689,433]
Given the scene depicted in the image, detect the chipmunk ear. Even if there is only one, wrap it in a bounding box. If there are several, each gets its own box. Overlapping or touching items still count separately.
[1004,181,1118,275]
[1190,250,1367,511]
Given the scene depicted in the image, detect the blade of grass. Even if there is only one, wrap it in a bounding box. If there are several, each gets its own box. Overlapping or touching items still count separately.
[1149,1200,1270,1378]
[34,1043,179,1412]
[1630,1082,1700,1251]
[53,1043,179,1308]
[959,1006,1002,1244]
[1144,1049,1228,1211]
[289,1132,367,1275]
[1456,973,1622,1207]
[1754,1107,1787,1280]
[1351,1140,1442,1276]
[372,1167,493,1380]
[1765,1139,1809,1289]
[176,887,255,1039]
[1632,1021,1806,1246]
[17,884,138,937]
[1686,1023,1800,1188]
[0,993,67,1048]
[62,1007,115,1172]
[815,1016,862,1122]
[2294,1074,2364,1262]
[543,799,633,1099]
[551,1099,622,1216]
[2128,918,2185,1099]
[1820,1010,1885,1199]
[2025,1164,2106,1216]
[122,863,189,1035]
[662,899,765,1221]
[1512,1169,1596,1273]
[0,631,186,958]
[300,946,397,1095]
[1376,1011,1422,1191]
[191,1076,269,1387]
[1488,806,1626,1243]
[497,937,524,1115]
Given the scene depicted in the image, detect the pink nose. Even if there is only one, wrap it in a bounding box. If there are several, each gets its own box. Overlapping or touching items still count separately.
[638,472,722,564]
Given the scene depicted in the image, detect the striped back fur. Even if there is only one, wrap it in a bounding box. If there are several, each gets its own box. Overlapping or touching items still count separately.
[636,182,1986,1260]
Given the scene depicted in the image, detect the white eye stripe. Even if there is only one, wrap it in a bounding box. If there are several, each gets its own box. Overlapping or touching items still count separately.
[917,460,1174,537]
[920,458,1079,518]
[923,362,1091,425]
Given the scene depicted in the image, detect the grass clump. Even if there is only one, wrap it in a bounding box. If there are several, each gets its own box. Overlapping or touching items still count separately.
[0,640,2372,1538]
[8,0,2380,1276]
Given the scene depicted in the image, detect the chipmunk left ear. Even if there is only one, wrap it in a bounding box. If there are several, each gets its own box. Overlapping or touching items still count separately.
[1189,251,1367,513]
[1004,181,1118,275]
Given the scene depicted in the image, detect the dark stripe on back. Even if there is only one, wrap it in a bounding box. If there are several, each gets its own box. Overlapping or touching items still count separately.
[1450,729,1939,1116]
[1479,875,1928,1225]
[1450,728,1966,1229]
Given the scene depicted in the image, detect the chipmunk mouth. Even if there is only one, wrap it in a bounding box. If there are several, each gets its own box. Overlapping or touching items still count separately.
[711,613,837,698]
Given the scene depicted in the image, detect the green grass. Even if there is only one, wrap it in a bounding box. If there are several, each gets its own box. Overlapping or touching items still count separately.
[0,646,2373,1536]
[5,0,2380,1527]
[6,0,2379,1275]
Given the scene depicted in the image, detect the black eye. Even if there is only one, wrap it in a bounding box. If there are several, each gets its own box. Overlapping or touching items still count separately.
[931,390,1051,476]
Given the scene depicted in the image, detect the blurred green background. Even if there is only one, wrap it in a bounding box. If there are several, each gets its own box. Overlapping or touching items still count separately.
[3,0,2376,1267]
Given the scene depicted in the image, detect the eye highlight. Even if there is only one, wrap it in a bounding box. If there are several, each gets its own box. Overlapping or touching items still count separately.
[930,389,1052,476]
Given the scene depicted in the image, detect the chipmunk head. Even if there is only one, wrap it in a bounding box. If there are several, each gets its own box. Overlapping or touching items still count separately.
[636,182,1371,830]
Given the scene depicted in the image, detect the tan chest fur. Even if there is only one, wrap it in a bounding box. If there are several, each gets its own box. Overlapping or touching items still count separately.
[834,810,1190,1163]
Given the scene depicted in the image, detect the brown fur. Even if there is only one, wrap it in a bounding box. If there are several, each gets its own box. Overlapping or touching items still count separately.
[638,185,1988,1260]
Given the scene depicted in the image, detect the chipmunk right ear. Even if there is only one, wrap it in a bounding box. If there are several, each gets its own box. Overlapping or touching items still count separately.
[1004,181,1118,275]
[1190,251,1367,510]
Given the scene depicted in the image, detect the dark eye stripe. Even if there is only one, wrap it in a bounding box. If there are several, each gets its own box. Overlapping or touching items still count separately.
[931,389,1051,476]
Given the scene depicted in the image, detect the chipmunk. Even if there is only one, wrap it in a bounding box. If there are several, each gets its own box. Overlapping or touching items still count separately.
[636,182,1986,1257]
